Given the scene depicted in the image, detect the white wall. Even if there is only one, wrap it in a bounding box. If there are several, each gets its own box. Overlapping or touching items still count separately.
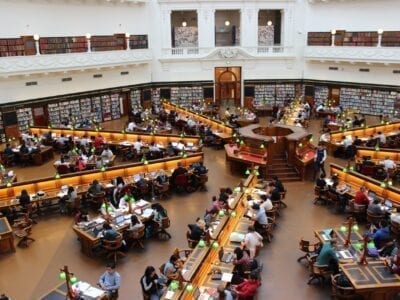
[0,0,150,37]
[0,64,151,103]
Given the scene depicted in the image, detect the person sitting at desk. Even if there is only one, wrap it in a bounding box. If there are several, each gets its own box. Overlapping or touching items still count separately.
[88,179,104,196]
[267,182,281,204]
[4,143,14,157]
[18,189,31,208]
[353,136,363,147]
[130,214,144,231]
[75,157,86,171]
[377,131,387,145]
[140,266,164,299]
[242,225,263,259]
[165,142,176,157]
[98,263,121,298]
[149,142,161,153]
[187,218,206,242]
[80,134,90,147]
[352,116,362,127]
[126,120,136,132]
[101,146,114,160]
[100,199,116,216]
[272,176,285,194]
[101,223,120,240]
[369,220,391,249]
[204,208,218,227]
[232,247,252,283]
[155,170,169,185]
[231,271,261,299]
[251,204,268,235]
[381,156,396,172]
[171,162,188,185]
[368,199,385,216]
[365,135,378,148]
[354,186,370,206]
[316,239,339,274]
[316,103,325,112]
[316,173,327,189]
[133,138,143,153]
[19,140,30,155]
[259,194,273,212]
[162,254,183,284]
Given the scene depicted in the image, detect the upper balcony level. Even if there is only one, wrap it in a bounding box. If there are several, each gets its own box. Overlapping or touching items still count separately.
[305,30,400,64]
[0,34,151,77]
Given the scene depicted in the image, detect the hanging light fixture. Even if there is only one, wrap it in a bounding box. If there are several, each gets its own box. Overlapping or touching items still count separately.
[182,21,187,27]
[267,20,272,26]
[225,20,230,26]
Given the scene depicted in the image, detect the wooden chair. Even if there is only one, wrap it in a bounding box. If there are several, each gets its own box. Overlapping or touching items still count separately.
[391,220,400,237]
[297,238,321,263]
[102,235,126,265]
[174,174,190,193]
[186,230,198,249]
[87,191,106,210]
[349,201,367,222]
[197,174,208,191]
[366,211,385,227]
[307,257,333,285]
[258,217,275,243]
[272,190,287,209]
[331,274,357,299]
[13,216,35,248]
[126,225,145,249]
[19,153,32,167]
[314,186,328,205]
[155,182,170,200]
[155,217,171,240]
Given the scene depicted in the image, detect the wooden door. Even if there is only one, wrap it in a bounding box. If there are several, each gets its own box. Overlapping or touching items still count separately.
[32,106,46,126]
[214,67,241,107]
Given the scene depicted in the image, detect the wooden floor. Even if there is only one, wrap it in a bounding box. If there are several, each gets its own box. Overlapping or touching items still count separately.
[0,116,379,299]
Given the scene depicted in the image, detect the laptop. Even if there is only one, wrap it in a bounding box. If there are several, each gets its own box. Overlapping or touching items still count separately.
[193,288,210,300]
[384,199,393,208]
[187,142,194,147]
[115,215,125,226]
[221,252,234,263]
[338,250,353,259]
[133,174,141,183]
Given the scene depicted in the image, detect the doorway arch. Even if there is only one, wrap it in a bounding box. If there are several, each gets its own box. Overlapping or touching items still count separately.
[214,67,241,107]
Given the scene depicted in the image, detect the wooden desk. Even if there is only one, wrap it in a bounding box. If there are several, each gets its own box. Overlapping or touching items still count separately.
[225,144,267,176]
[162,174,257,300]
[341,261,400,300]
[315,228,363,248]
[356,147,400,165]
[163,102,234,139]
[13,146,54,166]
[0,153,204,209]
[40,281,106,300]
[0,217,15,253]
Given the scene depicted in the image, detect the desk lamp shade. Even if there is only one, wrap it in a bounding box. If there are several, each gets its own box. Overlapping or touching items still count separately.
[70,276,78,283]
[170,281,179,291]
[59,272,66,280]
[352,224,359,231]
[198,239,206,248]
[212,241,219,249]
[340,225,347,232]
[185,284,194,292]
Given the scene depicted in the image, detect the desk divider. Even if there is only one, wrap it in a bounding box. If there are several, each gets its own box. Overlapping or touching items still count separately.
[356,147,400,163]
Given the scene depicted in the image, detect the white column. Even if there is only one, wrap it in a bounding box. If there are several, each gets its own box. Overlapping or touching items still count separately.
[198,8,215,48]
[241,8,258,48]
[161,9,172,49]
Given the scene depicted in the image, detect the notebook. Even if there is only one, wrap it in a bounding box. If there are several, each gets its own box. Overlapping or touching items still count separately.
[133,174,141,183]
[172,142,178,147]
[338,250,353,259]
[384,199,393,208]
[187,142,194,147]
[221,252,234,263]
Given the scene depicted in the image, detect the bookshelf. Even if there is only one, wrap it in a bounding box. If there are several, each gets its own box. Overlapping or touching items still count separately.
[91,96,102,123]
[339,87,398,115]
[130,89,142,110]
[382,31,400,47]
[101,95,112,121]
[343,32,378,47]
[307,32,331,46]
[39,36,87,54]
[254,84,295,106]
[170,86,203,107]
[110,93,121,120]
[314,86,329,105]
[69,99,81,123]
[48,103,61,127]
[80,98,92,122]
[0,38,25,57]
[129,35,148,49]
[91,35,125,52]
[151,88,161,108]
[0,112,6,143]
[16,108,33,133]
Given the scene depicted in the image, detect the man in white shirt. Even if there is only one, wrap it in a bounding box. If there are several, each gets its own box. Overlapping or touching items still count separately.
[259,194,273,211]
[187,118,196,128]
[377,131,387,144]
[316,103,325,112]
[101,146,114,159]
[381,156,396,171]
[127,121,136,132]
[133,139,143,152]
[242,225,263,259]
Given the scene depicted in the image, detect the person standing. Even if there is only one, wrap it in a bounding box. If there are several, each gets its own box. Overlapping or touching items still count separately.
[98,263,121,299]
[313,142,327,180]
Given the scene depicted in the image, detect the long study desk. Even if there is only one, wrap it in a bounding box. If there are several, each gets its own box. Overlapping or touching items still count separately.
[329,163,400,205]
[162,102,234,139]
[162,173,258,300]
[29,126,201,149]
[0,153,204,210]
[0,217,15,254]
[356,147,400,165]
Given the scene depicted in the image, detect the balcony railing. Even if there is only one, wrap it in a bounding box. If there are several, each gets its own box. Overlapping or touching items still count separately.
[0,49,152,76]
[304,46,400,64]
[160,46,294,60]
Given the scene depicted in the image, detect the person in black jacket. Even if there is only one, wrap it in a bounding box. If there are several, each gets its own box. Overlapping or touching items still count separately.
[188,218,206,242]
[140,266,164,299]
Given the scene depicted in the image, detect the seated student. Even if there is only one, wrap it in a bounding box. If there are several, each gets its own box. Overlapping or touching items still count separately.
[216,285,234,300]
[259,194,273,212]
[352,116,362,127]
[381,156,396,172]
[18,189,31,208]
[129,214,144,231]
[232,271,261,300]
[353,136,363,147]
[272,176,285,193]
[4,143,15,158]
[315,173,327,189]
[365,135,378,147]
[126,121,137,132]
[156,170,169,185]
[377,131,387,145]
[242,226,263,259]
[88,179,104,196]
[232,247,252,280]
[204,208,218,227]
[162,255,183,283]
[101,223,120,241]
[140,266,164,299]
[369,220,391,249]
[354,186,370,206]
[368,199,385,216]
[94,134,104,149]
[317,239,339,274]
[75,157,86,171]
[251,204,268,234]
[171,162,188,184]
[188,219,206,242]
[101,146,114,159]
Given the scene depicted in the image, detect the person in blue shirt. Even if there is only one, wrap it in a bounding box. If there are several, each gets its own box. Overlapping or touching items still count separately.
[370,220,391,249]
[316,239,339,274]
[98,263,121,298]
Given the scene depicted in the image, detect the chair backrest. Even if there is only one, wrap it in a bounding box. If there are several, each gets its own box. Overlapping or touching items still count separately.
[186,231,198,248]
[366,211,384,224]
[160,217,170,229]
[175,174,188,186]
[299,238,310,252]
[103,235,123,251]
[199,174,208,183]
[129,225,145,239]
[331,274,355,298]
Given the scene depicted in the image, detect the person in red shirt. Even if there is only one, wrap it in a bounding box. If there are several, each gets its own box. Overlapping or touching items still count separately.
[94,134,104,149]
[354,186,369,206]
[232,272,261,300]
